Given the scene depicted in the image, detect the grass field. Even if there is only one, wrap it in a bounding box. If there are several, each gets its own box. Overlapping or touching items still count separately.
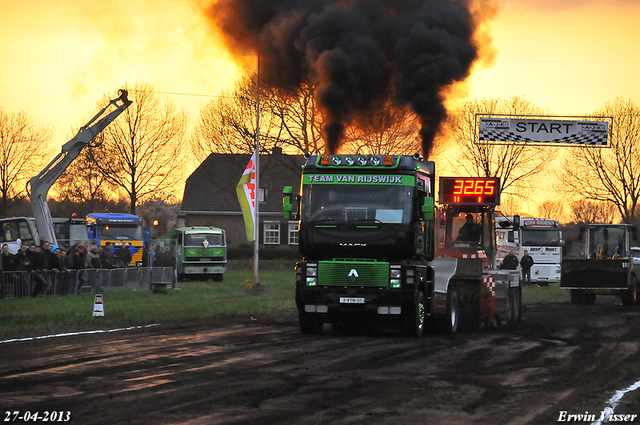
[0,271,571,339]
[0,270,298,339]
[522,282,570,304]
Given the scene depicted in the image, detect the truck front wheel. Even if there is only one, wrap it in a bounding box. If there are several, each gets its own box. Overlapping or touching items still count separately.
[404,291,426,337]
[439,290,459,334]
[299,311,323,335]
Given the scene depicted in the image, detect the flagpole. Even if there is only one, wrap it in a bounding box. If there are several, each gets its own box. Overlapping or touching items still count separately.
[254,48,260,284]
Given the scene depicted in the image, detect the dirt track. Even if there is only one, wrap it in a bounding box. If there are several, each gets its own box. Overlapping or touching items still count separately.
[2,300,640,425]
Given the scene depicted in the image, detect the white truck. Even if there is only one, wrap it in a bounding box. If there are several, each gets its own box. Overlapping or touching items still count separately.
[495,217,563,285]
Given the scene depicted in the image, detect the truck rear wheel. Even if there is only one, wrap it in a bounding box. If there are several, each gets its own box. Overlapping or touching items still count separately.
[621,276,638,306]
[439,290,459,334]
[299,311,323,335]
[570,290,585,305]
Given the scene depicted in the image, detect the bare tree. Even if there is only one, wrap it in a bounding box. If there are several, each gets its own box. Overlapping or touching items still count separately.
[559,98,640,224]
[569,199,618,224]
[448,96,555,198]
[192,73,284,160]
[0,108,52,216]
[537,200,566,222]
[138,199,180,239]
[91,83,188,214]
[341,100,421,155]
[262,80,325,155]
[497,195,535,218]
[54,147,120,212]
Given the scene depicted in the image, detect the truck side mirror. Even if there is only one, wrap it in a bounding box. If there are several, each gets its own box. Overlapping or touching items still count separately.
[512,215,520,231]
[422,197,435,221]
[283,186,299,220]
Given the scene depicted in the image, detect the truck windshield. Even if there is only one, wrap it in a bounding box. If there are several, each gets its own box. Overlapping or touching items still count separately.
[521,229,562,246]
[185,234,223,247]
[0,219,35,244]
[301,184,413,224]
[589,227,627,258]
[98,224,143,240]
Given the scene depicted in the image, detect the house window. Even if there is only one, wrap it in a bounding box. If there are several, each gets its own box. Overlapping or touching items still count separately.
[258,188,266,202]
[288,222,299,245]
[264,221,280,245]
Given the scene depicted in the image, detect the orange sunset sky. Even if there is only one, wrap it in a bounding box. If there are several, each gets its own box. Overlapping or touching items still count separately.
[1,0,639,211]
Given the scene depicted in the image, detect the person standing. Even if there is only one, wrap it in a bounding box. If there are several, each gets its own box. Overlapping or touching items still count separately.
[27,244,49,297]
[162,246,174,269]
[1,244,16,298]
[500,252,519,270]
[14,243,31,297]
[520,250,535,286]
[118,243,132,267]
[86,244,103,269]
[71,245,88,294]
[99,242,114,269]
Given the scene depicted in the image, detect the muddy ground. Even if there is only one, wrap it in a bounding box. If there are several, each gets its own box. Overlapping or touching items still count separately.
[2,299,640,425]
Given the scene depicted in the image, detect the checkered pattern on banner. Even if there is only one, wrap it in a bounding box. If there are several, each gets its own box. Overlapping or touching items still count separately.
[483,277,496,297]
[479,129,607,145]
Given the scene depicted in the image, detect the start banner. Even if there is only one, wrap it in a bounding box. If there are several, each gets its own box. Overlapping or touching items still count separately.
[478,117,609,146]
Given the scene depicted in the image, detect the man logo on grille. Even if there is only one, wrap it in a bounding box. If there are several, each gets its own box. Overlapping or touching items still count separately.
[348,269,359,284]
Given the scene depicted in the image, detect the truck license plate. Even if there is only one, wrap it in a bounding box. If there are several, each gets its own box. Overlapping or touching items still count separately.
[340,297,365,304]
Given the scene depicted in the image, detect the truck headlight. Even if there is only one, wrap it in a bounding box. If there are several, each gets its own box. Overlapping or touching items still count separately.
[306,264,318,286]
[390,266,401,288]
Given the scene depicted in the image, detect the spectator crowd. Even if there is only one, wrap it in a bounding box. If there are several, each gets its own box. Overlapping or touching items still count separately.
[0,240,150,298]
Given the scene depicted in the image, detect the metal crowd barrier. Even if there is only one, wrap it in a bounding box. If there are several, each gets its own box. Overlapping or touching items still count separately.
[0,267,175,299]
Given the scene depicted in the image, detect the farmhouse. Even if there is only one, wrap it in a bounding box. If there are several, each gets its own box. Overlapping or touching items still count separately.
[180,148,304,248]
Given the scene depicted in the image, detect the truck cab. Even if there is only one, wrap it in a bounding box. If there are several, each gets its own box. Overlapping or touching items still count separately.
[172,226,227,281]
[496,217,563,284]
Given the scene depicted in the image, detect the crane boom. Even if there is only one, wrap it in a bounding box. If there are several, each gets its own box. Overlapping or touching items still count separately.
[29,89,132,245]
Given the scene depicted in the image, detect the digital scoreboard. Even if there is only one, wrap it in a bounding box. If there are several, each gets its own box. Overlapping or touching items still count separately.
[439,177,501,206]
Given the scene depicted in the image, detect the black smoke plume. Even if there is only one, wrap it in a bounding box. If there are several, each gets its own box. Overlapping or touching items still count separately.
[210,0,484,157]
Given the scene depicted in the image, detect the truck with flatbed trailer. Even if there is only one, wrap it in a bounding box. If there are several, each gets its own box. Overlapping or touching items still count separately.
[283,154,521,336]
[561,223,638,305]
